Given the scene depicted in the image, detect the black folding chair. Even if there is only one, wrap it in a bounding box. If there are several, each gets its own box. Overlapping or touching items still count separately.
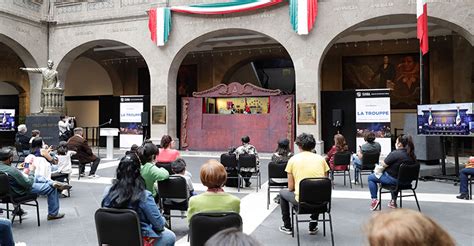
[95,208,142,246]
[267,161,288,209]
[220,153,240,188]
[291,178,334,246]
[359,151,380,188]
[378,163,421,211]
[71,158,90,180]
[13,143,27,167]
[189,212,242,246]
[238,154,261,192]
[157,175,189,229]
[156,162,172,174]
[0,172,40,226]
[331,151,352,188]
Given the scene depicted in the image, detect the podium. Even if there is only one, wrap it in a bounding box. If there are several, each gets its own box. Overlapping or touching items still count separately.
[100,128,119,160]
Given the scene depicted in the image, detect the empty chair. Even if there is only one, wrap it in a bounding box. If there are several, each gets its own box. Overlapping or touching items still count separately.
[0,172,40,226]
[157,175,189,229]
[189,212,242,246]
[156,162,173,174]
[359,151,380,188]
[95,208,142,246]
[378,163,421,211]
[267,161,288,209]
[331,151,352,188]
[220,153,239,188]
[291,178,334,246]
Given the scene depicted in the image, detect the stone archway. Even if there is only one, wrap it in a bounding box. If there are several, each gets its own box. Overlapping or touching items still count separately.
[165,28,297,142]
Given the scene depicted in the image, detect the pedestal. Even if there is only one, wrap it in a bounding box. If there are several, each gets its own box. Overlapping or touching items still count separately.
[106,136,114,160]
[100,128,119,161]
[26,114,60,146]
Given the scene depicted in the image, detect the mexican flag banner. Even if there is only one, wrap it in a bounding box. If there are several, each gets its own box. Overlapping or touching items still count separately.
[148,0,318,46]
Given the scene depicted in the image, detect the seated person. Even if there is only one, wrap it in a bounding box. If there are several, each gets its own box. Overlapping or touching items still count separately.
[0,147,69,221]
[171,158,195,197]
[15,124,30,155]
[365,209,455,246]
[53,141,76,197]
[138,142,169,199]
[456,156,474,200]
[205,228,262,246]
[125,144,139,155]
[67,127,100,178]
[187,160,240,222]
[326,134,350,171]
[233,136,259,187]
[352,131,381,183]
[271,138,293,163]
[24,137,57,180]
[155,135,180,163]
[0,218,18,246]
[367,135,416,210]
[102,154,176,246]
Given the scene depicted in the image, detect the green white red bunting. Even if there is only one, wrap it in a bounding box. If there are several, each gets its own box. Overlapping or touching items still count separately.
[148,0,318,46]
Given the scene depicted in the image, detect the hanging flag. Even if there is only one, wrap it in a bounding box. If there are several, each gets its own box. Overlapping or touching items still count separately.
[171,0,283,15]
[417,0,428,55]
[290,0,318,35]
[148,0,318,46]
[148,7,171,46]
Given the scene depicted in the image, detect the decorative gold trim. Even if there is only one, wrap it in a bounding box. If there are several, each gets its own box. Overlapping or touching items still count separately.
[285,98,293,141]
[181,99,190,149]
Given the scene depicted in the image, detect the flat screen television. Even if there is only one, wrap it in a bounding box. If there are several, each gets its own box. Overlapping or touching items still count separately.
[417,103,474,136]
[0,109,15,131]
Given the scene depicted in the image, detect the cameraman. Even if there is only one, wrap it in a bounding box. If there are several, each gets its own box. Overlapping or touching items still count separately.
[58,115,74,142]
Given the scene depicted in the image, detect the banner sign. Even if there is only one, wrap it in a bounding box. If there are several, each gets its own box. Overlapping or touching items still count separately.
[120,96,144,148]
[417,103,474,137]
[356,89,391,156]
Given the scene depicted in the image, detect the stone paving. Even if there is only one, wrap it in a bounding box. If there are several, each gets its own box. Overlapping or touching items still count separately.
[3,151,474,246]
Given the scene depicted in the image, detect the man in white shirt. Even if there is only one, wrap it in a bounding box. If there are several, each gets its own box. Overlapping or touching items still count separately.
[58,115,73,142]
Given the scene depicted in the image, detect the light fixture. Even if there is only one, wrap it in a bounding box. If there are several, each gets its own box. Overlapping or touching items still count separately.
[395,39,399,45]
[345,43,349,48]
[366,41,370,47]
[354,42,357,47]
[433,37,436,42]
[380,40,383,46]
[444,36,447,41]
[406,39,409,44]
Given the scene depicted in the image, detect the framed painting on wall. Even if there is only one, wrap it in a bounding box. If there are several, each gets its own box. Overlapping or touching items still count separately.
[342,54,428,109]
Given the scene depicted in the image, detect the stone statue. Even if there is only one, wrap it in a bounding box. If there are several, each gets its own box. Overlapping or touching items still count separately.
[20,60,64,114]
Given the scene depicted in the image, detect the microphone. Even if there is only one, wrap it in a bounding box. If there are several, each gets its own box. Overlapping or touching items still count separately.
[109,119,112,124]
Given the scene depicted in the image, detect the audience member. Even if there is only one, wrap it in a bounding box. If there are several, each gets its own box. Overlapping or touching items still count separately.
[326,134,350,171]
[365,209,455,246]
[29,129,41,144]
[279,133,329,235]
[15,124,30,155]
[53,141,76,197]
[24,137,56,179]
[271,138,293,163]
[58,115,73,142]
[187,160,240,222]
[367,135,416,210]
[0,147,69,221]
[205,228,261,246]
[102,154,176,246]
[270,138,293,204]
[352,132,381,184]
[67,127,100,178]
[0,218,15,246]
[155,135,180,163]
[233,136,259,187]
[138,142,169,199]
[125,144,139,155]
[171,158,195,197]
[456,156,474,200]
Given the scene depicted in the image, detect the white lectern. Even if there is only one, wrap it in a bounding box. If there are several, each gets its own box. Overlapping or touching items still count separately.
[100,128,119,160]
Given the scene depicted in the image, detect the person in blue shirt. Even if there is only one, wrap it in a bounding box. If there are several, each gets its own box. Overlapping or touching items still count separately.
[102,153,175,246]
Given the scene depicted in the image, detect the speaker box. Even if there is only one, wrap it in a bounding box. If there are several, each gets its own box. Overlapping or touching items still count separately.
[332,109,343,127]
[141,112,149,126]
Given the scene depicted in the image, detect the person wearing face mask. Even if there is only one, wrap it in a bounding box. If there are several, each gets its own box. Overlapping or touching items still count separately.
[367,135,417,211]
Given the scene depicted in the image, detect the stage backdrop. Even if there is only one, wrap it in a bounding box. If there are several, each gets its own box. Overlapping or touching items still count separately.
[120,96,144,148]
[356,89,392,156]
[343,53,425,109]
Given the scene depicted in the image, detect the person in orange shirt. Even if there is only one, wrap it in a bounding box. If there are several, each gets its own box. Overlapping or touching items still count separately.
[155,135,180,163]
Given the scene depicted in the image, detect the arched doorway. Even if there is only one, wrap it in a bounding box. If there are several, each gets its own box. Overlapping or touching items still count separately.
[171,29,296,151]
[319,14,473,155]
[57,40,151,145]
